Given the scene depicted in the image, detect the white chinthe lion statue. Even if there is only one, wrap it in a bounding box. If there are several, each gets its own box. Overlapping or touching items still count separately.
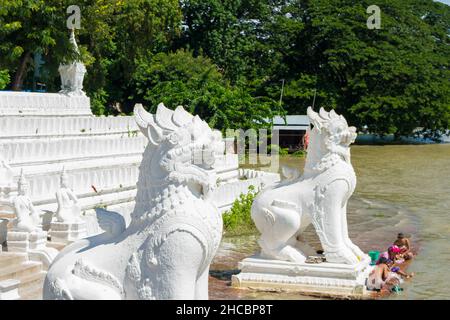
[43,103,224,299]
[251,107,368,265]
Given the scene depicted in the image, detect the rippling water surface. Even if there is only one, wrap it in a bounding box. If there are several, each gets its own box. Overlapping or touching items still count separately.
[209,144,450,300]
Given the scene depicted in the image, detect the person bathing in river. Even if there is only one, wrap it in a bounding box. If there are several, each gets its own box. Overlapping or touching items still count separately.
[394,233,414,260]
[387,259,414,279]
[367,257,401,291]
[378,246,404,264]
[388,245,404,264]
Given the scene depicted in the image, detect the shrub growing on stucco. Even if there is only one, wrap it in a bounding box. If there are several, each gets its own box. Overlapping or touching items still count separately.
[222,185,258,236]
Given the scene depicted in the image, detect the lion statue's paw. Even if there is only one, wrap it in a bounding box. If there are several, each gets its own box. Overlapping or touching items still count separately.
[325,247,359,265]
[277,245,307,263]
[345,242,368,262]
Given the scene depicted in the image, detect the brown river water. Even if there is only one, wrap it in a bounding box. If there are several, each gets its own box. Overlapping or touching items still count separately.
[209,144,450,300]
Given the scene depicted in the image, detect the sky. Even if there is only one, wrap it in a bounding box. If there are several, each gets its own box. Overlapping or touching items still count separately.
[436,0,450,5]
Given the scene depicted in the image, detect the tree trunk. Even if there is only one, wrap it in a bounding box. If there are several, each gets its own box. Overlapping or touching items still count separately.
[11,51,32,91]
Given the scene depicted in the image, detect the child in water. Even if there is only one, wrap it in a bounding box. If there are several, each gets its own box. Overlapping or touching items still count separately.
[393,233,414,260]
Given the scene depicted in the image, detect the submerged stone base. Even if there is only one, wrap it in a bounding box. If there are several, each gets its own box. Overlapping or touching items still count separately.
[231,255,373,299]
[49,221,87,243]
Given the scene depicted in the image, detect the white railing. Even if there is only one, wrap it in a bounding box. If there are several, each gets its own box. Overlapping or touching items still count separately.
[27,162,140,202]
[0,91,92,116]
[211,170,280,210]
[0,116,139,138]
[1,135,147,165]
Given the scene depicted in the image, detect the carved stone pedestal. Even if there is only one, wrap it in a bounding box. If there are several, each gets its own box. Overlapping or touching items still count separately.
[7,230,47,252]
[49,221,87,243]
[7,231,58,270]
[232,255,373,299]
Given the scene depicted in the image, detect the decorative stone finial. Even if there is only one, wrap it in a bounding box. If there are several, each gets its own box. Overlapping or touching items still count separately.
[18,169,29,194]
[60,166,68,186]
[0,158,14,189]
[58,28,86,96]
[69,28,79,54]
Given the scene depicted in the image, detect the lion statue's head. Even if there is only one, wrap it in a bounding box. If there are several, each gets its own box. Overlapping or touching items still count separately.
[306,107,357,169]
[134,103,224,198]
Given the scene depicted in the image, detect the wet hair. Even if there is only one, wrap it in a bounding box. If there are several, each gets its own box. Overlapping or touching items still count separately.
[397,233,405,239]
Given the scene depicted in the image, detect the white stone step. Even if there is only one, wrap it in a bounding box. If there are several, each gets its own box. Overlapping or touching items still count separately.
[0,279,20,300]
[0,261,42,281]
[17,271,46,299]
[0,92,92,117]
[0,252,46,300]
[1,134,147,166]
[36,187,137,212]
[35,190,137,233]
[0,253,28,269]
[19,285,43,300]
[7,154,141,203]
[46,242,67,251]
[10,153,141,174]
[213,154,239,174]
[0,115,139,139]
[0,115,138,138]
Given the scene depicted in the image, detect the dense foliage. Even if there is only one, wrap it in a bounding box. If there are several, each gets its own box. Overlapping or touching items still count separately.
[132,49,275,130]
[1,0,449,135]
[0,69,9,89]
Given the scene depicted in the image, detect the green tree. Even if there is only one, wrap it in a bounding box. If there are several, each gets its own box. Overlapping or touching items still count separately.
[79,0,182,113]
[0,69,9,89]
[179,0,284,84]
[0,0,69,90]
[1,0,449,136]
[257,0,450,136]
[313,0,449,136]
[0,0,182,113]
[132,49,276,131]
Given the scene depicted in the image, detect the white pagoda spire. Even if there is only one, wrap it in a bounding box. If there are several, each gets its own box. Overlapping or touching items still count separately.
[58,28,86,96]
